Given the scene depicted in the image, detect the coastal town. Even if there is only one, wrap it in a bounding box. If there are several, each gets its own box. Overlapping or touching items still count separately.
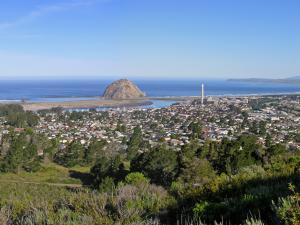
[1,1,300,223]
[1,78,299,155]
[17,94,298,154]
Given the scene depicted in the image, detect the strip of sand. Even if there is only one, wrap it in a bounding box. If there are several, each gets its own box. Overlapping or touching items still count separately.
[21,99,152,111]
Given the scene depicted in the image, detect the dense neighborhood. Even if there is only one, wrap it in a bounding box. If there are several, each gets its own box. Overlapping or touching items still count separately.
[20,95,300,154]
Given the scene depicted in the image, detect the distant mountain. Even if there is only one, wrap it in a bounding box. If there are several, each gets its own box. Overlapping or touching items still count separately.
[103,79,146,99]
[228,77,300,84]
[287,76,300,80]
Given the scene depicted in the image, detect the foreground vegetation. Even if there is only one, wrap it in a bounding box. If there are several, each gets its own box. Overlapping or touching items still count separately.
[0,104,299,224]
[0,162,89,186]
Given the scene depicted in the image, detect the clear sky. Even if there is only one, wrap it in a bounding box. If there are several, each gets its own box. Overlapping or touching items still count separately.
[0,0,299,79]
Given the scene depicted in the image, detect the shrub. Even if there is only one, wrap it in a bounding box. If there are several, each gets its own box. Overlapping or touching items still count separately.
[125,172,149,185]
[272,184,300,225]
[244,218,265,225]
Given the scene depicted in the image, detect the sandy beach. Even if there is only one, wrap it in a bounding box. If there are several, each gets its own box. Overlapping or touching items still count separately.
[21,99,153,111]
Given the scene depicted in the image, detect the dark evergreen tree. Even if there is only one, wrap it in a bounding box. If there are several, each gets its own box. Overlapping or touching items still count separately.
[127,126,143,160]
[131,145,178,186]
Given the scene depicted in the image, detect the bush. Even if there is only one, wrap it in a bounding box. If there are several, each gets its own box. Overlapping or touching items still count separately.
[272,184,300,225]
[125,172,149,185]
[22,158,42,172]
[244,218,265,225]
[112,182,174,224]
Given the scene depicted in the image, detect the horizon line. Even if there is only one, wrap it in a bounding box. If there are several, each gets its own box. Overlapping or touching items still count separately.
[0,75,295,81]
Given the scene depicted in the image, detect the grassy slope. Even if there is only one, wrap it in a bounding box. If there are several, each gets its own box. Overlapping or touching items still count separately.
[0,163,91,186]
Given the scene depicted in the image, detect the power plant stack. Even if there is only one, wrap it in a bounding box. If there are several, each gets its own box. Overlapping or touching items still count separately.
[201,83,204,106]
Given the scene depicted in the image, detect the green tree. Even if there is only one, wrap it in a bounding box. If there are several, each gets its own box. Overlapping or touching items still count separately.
[189,122,202,138]
[1,132,40,173]
[131,145,178,186]
[6,112,26,127]
[265,133,272,148]
[90,156,126,189]
[294,133,300,143]
[267,144,285,158]
[55,141,84,167]
[249,121,258,134]
[69,111,84,121]
[127,126,143,160]
[6,111,39,128]
[179,139,200,170]
[116,122,126,132]
[259,121,267,136]
[232,135,262,172]
[0,104,24,116]
[176,158,216,196]
[84,139,107,164]
[25,111,39,127]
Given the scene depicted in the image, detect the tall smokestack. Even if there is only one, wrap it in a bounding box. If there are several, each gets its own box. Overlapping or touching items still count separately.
[201,83,204,106]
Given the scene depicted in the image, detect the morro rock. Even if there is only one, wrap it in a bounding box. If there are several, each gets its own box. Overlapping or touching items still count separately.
[102,79,146,99]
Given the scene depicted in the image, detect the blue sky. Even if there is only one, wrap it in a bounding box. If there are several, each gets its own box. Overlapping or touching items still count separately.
[0,0,299,79]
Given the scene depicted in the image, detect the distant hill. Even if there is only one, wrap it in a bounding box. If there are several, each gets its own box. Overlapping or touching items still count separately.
[287,76,300,80]
[228,77,300,84]
[103,79,146,99]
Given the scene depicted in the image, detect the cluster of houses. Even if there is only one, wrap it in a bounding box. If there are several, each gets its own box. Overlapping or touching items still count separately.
[32,95,300,151]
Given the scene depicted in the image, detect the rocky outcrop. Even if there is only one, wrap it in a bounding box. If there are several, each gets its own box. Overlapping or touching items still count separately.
[102,79,146,99]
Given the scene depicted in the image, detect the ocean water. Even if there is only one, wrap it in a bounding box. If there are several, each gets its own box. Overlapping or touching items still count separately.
[66,100,179,112]
[0,79,299,102]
